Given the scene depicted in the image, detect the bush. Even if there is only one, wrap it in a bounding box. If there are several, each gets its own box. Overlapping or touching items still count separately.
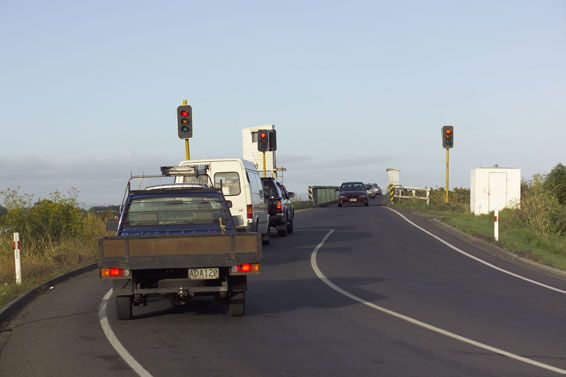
[504,174,564,235]
[543,163,566,205]
[0,188,104,257]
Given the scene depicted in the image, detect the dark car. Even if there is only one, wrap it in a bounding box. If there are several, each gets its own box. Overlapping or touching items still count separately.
[338,182,369,207]
[261,177,295,237]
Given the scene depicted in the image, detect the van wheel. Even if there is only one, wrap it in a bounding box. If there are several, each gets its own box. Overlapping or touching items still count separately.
[116,295,132,320]
[228,292,245,316]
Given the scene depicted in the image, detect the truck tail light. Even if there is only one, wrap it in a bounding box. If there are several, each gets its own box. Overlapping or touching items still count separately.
[101,268,127,277]
[236,263,260,273]
[247,204,253,219]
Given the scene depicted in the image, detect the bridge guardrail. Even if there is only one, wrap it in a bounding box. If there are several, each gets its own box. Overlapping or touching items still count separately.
[308,186,339,207]
[388,185,430,205]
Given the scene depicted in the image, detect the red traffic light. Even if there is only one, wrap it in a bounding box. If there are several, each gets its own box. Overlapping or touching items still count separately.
[180,110,189,117]
[445,129,452,134]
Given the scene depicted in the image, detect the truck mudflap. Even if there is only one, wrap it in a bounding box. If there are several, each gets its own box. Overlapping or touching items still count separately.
[99,232,262,270]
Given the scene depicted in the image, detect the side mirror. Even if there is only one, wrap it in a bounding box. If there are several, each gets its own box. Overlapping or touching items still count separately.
[226,200,233,208]
[106,219,118,232]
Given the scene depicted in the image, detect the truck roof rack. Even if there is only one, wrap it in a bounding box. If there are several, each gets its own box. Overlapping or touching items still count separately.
[118,165,218,215]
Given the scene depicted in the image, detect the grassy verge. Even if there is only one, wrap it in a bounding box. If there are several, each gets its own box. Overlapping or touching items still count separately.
[393,199,566,271]
[0,237,101,309]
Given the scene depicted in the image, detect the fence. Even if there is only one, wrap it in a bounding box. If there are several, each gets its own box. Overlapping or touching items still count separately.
[308,186,339,207]
[388,185,430,205]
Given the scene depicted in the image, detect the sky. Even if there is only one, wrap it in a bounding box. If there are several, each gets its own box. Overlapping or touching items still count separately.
[1,0,565,207]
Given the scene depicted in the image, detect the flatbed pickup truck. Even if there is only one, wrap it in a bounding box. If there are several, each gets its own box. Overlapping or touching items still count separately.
[99,166,262,320]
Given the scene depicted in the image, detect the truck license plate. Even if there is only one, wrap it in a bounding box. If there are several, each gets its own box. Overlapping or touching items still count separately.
[188,268,219,280]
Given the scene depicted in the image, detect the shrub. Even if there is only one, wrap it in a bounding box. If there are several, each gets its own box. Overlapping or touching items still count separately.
[0,188,104,257]
[543,163,566,205]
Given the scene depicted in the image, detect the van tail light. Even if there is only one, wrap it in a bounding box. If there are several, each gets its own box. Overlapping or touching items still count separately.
[276,200,282,211]
[247,204,253,219]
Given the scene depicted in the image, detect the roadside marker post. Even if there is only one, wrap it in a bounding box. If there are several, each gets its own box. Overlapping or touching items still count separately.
[14,232,22,285]
[494,210,499,242]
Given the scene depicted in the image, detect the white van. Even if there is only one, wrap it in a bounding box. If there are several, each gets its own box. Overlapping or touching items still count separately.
[176,158,270,244]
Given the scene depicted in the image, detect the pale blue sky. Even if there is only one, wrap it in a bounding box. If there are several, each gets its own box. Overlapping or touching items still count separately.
[1,0,565,206]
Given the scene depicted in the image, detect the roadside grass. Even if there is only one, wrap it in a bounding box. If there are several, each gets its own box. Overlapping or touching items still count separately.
[393,198,566,271]
[0,235,102,309]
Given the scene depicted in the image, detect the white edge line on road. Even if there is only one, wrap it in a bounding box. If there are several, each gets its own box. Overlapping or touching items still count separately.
[311,229,566,375]
[385,207,566,295]
[99,288,154,377]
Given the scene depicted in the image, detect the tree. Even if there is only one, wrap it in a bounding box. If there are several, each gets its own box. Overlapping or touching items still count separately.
[543,163,566,205]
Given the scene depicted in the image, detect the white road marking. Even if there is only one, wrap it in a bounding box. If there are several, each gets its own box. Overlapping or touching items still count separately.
[99,289,154,377]
[311,229,566,375]
[385,207,566,295]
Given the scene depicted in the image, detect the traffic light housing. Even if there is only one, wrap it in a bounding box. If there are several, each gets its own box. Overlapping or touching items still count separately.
[442,125,454,149]
[177,105,193,139]
[258,129,269,152]
[268,129,277,151]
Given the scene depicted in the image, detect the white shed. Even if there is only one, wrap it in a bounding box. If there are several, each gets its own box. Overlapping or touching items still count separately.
[470,167,521,215]
[242,125,277,177]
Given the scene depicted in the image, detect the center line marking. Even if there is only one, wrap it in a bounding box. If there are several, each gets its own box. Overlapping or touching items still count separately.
[310,229,566,375]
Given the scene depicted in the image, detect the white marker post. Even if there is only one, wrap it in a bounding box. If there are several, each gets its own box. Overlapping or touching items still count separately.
[494,210,499,242]
[14,232,22,284]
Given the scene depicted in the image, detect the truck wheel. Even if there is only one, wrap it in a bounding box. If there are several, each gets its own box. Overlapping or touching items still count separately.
[116,295,132,320]
[262,227,270,245]
[228,292,245,317]
[277,223,288,237]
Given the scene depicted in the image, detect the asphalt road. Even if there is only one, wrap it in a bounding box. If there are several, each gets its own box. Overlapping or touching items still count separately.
[1,196,566,377]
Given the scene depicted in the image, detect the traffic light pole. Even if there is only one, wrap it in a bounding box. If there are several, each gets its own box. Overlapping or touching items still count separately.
[262,152,266,178]
[445,148,449,204]
[185,139,190,160]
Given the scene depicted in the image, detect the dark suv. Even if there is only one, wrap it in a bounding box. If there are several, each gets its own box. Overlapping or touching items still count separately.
[261,178,295,237]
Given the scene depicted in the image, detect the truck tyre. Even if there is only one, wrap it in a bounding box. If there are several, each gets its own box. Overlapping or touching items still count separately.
[116,295,132,320]
[277,223,288,237]
[262,227,270,245]
[228,292,245,317]
[287,219,294,234]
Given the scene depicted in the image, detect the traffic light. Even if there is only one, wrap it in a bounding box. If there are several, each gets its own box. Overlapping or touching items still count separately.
[177,105,192,139]
[258,129,269,152]
[268,129,277,151]
[442,125,454,149]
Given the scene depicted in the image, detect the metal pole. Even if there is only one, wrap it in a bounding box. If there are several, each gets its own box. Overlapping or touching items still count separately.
[183,99,190,160]
[263,152,266,178]
[445,148,449,204]
[494,210,499,242]
[14,232,22,285]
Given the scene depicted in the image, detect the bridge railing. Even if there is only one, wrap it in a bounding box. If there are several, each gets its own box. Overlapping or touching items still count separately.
[308,186,339,207]
[388,185,430,205]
